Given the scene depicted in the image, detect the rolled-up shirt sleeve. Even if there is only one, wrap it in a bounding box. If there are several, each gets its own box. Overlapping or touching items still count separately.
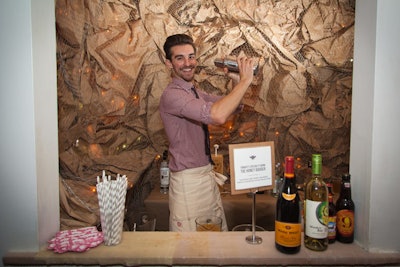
[162,87,222,125]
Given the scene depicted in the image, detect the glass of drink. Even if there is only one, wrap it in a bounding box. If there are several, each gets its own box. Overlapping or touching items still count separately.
[133,212,156,231]
[195,215,222,232]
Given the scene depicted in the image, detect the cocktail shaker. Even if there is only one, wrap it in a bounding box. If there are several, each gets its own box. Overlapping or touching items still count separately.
[214,57,259,75]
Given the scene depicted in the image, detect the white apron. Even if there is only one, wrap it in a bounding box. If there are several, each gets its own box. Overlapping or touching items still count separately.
[169,164,228,231]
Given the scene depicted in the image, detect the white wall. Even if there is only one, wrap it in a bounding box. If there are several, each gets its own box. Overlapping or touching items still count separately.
[369,0,400,252]
[351,0,400,253]
[351,0,376,250]
[0,0,59,265]
[0,0,38,254]
[0,1,399,265]
[31,0,60,247]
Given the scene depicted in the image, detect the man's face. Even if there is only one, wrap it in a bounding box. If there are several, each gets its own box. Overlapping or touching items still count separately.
[166,44,197,82]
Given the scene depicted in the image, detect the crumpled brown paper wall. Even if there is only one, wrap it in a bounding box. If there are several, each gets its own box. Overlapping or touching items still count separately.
[56,0,354,229]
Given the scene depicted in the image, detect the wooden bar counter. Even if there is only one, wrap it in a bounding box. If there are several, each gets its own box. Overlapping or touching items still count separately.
[144,184,277,231]
[4,231,400,266]
[5,187,400,266]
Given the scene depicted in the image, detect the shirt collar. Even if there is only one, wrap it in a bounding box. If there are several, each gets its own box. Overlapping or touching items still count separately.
[172,77,194,93]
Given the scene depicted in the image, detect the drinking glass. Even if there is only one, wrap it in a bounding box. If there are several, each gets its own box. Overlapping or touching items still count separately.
[195,215,222,232]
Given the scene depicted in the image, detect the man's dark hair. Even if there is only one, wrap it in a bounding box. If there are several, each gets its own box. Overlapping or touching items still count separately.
[163,34,196,60]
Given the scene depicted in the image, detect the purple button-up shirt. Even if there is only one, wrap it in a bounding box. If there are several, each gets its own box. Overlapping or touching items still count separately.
[159,77,222,172]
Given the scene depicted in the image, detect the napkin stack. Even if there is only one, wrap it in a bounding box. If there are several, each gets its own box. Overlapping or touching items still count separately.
[48,226,103,253]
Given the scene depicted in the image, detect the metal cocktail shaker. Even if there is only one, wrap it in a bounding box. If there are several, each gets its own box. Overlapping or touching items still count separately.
[214,58,259,75]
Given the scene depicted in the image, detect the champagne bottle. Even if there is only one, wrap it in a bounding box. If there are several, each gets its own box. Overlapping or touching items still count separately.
[327,183,337,243]
[336,173,355,243]
[275,156,301,254]
[304,154,328,251]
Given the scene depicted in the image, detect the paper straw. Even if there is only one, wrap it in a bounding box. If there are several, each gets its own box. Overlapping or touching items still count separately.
[96,171,127,246]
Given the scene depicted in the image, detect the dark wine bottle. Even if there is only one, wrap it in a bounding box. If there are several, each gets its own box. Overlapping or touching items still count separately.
[304,154,328,251]
[336,173,355,243]
[327,182,337,243]
[275,156,301,254]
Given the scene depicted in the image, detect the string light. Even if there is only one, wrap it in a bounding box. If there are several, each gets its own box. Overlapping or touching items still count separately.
[134,136,142,144]
[89,144,102,158]
[119,101,125,109]
[296,157,302,169]
[112,74,120,80]
[86,125,95,136]
[132,94,139,106]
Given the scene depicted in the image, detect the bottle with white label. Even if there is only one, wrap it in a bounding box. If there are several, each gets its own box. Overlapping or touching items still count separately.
[160,150,169,194]
[304,154,328,251]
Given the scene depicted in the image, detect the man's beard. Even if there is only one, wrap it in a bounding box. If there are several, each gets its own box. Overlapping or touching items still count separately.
[176,65,196,82]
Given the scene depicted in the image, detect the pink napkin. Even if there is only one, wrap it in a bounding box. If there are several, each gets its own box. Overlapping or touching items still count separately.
[48,226,104,253]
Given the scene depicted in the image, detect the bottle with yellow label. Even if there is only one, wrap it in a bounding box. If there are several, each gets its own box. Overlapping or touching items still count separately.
[336,173,355,243]
[275,156,301,254]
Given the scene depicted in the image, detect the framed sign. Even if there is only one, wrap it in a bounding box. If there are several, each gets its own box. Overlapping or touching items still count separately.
[229,141,275,195]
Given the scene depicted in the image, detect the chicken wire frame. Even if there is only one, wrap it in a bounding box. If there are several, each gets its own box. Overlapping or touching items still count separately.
[55,0,353,230]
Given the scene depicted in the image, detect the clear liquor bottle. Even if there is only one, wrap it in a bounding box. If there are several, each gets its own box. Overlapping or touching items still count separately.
[160,150,169,194]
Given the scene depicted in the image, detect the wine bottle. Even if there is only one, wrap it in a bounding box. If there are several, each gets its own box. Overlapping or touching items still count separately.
[327,182,337,243]
[304,154,328,251]
[336,173,355,243]
[272,162,283,197]
[275,156,301,254]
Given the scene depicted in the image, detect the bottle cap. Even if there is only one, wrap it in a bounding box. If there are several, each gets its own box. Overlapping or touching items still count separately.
[312,154,322,175]
[162,150,168,160]
[312,154,322,164]
[342,173,351,181]
[326,182,334,194]
[284,156,295,177]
